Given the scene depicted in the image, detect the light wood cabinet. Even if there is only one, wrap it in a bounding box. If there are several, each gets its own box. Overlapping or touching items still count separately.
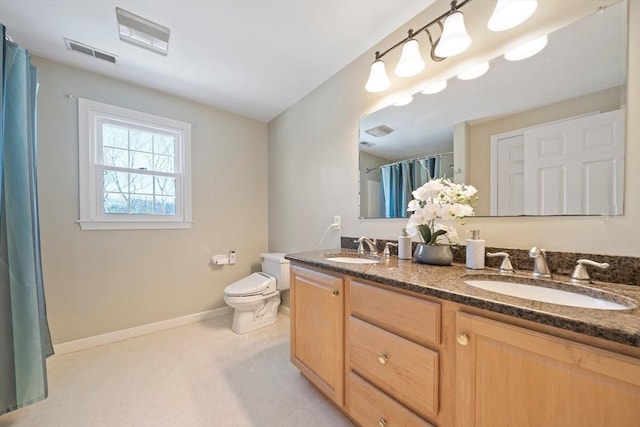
[290,265,345,406]
[456,312,640,427]
[347,279,442,425]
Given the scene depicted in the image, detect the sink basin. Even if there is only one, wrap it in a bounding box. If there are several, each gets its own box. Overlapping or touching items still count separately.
[325,256,381,264]
[464,279,636,310]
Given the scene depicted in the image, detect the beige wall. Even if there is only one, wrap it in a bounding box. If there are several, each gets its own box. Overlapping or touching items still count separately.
[467,86,626,215]
[268,0,639,257]
[35,57,268,344]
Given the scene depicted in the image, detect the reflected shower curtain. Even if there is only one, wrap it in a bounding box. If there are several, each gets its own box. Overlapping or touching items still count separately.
[0,26,53,415]
[380,158,440,218]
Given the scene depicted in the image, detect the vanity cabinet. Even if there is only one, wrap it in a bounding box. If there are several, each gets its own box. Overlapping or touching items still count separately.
[455,312,640,427]
[347,280,442,426]
[290,265,345,406]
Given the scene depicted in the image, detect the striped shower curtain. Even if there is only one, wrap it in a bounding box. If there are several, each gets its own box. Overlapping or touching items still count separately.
[0,25,53,415]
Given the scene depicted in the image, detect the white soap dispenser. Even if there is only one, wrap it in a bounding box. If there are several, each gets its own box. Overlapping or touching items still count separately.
[398,229,412,260]
[466,230,485,269]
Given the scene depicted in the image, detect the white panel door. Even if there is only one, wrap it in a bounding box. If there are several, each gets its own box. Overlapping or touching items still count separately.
[495,134,525,216]
[523,109,625,215]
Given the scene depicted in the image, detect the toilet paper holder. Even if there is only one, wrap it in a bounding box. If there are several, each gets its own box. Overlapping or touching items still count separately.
[211,254,230,265]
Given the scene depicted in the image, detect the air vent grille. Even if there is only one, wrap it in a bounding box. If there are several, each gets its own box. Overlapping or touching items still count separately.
[364,125,394,137]
[64,38,118,64]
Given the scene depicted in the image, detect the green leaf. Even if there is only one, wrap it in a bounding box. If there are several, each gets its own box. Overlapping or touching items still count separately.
[429,229,447,244]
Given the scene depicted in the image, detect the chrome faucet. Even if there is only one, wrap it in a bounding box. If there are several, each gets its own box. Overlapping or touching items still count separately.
[570,259,609,284]
[355,236,378,255]
[529,247,551,278]
[383,242,398,259]
[487,252,514,274]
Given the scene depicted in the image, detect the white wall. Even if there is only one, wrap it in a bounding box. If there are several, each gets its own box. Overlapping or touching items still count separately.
[268,0,639,257]
[34,57,269,343]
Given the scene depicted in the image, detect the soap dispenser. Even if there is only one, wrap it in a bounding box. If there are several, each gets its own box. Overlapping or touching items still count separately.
[466,230,485,269]
[398,229,412,260]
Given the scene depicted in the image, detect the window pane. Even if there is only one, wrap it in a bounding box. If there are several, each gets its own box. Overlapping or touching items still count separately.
[130,195,153,214]
[103,147,129,168]
[130,173,153,194]
[154,196,176,215]
[155,176,176,196]
[154,154,175,173]
[103,170,129,193]
[154,135,175,156]
[104,192,129,213]
[130,151,153,170]
[103,124,128,149]
[130,130,153,153]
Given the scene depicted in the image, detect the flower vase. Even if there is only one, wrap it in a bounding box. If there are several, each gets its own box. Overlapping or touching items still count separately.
[413,243,453,266]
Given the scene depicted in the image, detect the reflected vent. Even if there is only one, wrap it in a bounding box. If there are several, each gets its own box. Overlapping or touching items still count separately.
[365,125,394,137]
[64,38,118,64]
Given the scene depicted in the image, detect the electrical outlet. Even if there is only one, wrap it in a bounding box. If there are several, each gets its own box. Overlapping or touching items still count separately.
[332,215,341,230]
[229,250,236,265]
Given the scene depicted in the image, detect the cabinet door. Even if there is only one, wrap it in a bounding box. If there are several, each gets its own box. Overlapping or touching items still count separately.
[456,312,640,427]
[290,266,344,406]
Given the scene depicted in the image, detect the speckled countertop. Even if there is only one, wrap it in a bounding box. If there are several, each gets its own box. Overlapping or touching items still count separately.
[285,250,640,348]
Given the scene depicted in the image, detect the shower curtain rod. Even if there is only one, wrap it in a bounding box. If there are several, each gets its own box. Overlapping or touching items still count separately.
[365,151,453,174]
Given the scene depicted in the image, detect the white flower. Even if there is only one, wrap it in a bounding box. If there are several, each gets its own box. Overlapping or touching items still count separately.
[405,177,476,244]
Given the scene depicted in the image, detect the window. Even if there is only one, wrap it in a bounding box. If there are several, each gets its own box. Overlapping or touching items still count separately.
[78,98,192,230]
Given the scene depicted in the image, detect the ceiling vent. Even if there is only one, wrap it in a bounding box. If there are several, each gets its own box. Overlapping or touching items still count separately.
[365,125,394,137]
[64,38,118,64]
[116,7,170,56]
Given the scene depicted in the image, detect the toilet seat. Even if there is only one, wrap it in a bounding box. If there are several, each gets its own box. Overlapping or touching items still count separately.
[224,272,276,297]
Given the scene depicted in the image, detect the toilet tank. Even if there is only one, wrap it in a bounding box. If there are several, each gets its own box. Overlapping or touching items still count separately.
[261,253,290,290]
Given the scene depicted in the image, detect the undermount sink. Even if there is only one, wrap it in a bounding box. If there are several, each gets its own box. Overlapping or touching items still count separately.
[325,256,381,264]
[464,279,636,311]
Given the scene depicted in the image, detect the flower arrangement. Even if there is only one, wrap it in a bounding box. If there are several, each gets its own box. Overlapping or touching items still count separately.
[406,178,477,245]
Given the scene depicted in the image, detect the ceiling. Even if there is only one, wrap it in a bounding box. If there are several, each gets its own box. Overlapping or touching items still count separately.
[0,0,432,122]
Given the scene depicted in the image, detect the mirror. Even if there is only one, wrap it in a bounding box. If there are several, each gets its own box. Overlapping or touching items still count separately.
[359,1,627,218]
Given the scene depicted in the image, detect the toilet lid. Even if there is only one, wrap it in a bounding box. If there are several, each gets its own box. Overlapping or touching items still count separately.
[225,272,275,296]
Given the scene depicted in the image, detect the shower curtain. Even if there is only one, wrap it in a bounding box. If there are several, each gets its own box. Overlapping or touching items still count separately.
[380,157,441,218]
[0,25,53,415]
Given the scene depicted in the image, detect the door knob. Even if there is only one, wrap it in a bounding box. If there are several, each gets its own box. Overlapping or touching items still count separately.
[457,333,470,346]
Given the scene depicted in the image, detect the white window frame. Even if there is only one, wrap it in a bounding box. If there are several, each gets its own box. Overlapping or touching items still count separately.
[78,98,192,230]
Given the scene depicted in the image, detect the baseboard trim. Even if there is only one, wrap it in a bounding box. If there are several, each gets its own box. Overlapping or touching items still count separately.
[278,305,290,317]
[53,306,233,355]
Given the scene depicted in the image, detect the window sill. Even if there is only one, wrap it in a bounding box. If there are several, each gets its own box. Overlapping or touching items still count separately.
[77,220,193,231]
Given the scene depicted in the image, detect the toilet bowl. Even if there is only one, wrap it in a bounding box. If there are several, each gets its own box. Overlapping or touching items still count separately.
[223,253,290,334]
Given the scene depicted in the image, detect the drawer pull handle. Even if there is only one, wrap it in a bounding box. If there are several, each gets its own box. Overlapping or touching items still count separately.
[377,418,388,427]
[457,333,470,346]
[331,289,339,297]
[377,354,388,365]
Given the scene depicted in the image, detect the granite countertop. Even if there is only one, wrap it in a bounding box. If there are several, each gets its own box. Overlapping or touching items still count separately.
[285,249,640,348]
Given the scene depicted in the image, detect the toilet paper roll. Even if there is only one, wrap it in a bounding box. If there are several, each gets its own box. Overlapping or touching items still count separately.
[211,255,230,265]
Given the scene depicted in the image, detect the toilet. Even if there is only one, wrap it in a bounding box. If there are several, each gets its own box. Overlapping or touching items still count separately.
[223,253,290,334]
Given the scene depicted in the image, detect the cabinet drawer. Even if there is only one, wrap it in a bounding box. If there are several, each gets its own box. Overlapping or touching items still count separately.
[349,372,433,427]
[349,316,439,417]
[350,280,440,346]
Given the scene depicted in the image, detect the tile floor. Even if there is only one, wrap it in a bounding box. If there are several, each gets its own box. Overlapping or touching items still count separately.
[0,314,354,427]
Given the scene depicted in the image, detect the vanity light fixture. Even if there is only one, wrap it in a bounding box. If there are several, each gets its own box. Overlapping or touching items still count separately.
[488,0,538,32]
[116,7,170,56]
[421,80,448,94]
[365,0,541,92]
[365,0,473,93]
[457,61,489,80]
[504,35,548,61]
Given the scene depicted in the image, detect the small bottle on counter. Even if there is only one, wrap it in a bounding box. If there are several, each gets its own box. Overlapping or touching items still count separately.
[398,229,412,260]
[466,230,485,269]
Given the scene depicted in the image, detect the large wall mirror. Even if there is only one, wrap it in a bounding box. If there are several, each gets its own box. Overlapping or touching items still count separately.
[359,0,627,219]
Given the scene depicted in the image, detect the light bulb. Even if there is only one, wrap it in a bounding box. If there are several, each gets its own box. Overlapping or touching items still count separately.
[365,60,390,92]
[488,0,538,32]
[434,11,472,58]
[504,36,548,61]
[395,39,425,77]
